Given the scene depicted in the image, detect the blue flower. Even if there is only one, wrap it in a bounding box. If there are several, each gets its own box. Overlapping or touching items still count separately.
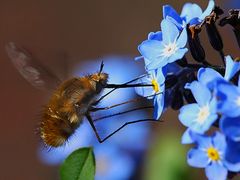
[197,56,240,90]
[138,19,188,70]
[163,0,215,29]
[187,132,235,180]
[135,69,165,119]
[178,81,218,134]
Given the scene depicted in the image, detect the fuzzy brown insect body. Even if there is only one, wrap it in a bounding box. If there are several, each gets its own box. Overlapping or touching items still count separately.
[6,42,155,148]
[40,73,108,147]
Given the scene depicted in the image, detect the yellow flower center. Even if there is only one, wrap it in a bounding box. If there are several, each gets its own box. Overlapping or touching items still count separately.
[207,147,220,161]
[151,79,160,93]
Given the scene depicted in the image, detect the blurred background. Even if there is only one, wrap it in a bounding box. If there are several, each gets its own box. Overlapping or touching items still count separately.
[0,0,239,179]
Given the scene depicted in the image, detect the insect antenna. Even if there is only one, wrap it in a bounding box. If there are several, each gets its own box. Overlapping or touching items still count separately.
[98,61,104,75]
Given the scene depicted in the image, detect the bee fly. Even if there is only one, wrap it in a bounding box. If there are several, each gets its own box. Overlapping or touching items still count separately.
[6,42,155,148]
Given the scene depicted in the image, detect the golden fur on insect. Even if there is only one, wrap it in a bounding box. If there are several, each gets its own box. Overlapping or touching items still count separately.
[40,73,108,147]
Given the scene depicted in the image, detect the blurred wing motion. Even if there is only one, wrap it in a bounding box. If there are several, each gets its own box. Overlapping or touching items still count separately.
[5,42,61,90]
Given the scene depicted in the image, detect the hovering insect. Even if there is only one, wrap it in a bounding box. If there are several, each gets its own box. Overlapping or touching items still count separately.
[6,42,155,147]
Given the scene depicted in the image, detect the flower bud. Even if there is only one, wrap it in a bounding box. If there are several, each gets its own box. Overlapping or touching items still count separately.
[187,25,206,63]
[205,7,224,51]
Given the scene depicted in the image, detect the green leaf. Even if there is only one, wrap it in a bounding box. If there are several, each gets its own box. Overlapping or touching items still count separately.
[60,147,95,180]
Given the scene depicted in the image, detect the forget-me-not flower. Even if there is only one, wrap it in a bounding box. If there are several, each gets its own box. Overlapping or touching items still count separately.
[187,132,238,180]
[138,19,188,71]
[135,69,165,119]
[178,81,218,134]
[198,56,240,90]
[163,0,215,29]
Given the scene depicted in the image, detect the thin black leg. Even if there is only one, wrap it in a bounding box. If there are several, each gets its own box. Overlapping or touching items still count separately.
[99,119,161,143]
[86,112,161,143]
[93,106,154,122]
[85,113,103,143]
[93,74,148,105]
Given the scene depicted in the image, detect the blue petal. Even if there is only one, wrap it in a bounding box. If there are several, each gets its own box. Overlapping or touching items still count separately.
[190,133,212,149]
[135,75,155,98]
[153,92,164,119]
[146,56,168,71]
[217,83,240,117]
[165,16,184,30]
[148,31,162,41]
[205,162,228,180]
[199,0,215,21]
[220,116,240,141]
[180,3,203,24]
[212,132,226,152]
[187,148,209,168]
[197,68,223,90]
[194,113,218,134]
[224,160,240,172]
[176,28,188,48]
[162,5,183,26]
[161,19,179,43]
[178,103,199,127]
[224,139,240,172]
[168,48,188,64]
[224,55,240,80]
[181,128,194,144]
[189,17,201,26]
[206,163,228,180]
[156,67,166,85]
[185,81,211,106]
[138,40,163,61]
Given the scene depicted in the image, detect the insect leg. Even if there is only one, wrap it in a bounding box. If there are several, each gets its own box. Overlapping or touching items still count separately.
[90,92,161,112]
[85,113,104,143]
[98,119,161,143]
[93,74,149,105]
[93,106,153,122]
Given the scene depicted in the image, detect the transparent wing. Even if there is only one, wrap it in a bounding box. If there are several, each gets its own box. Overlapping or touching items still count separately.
[6,42,61,90]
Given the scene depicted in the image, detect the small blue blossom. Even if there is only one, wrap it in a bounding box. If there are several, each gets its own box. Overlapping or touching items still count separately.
[187,132,234,180]
[138,19,188,70]
[135,69,165,119]
[163,0,215,29]
[197,56,240,90]
[178,81,218,134]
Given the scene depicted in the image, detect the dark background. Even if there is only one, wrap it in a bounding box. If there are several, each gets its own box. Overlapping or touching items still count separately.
[0,0,238,179]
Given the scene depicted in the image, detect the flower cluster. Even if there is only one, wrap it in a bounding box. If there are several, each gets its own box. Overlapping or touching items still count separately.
[135,1,240,179]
